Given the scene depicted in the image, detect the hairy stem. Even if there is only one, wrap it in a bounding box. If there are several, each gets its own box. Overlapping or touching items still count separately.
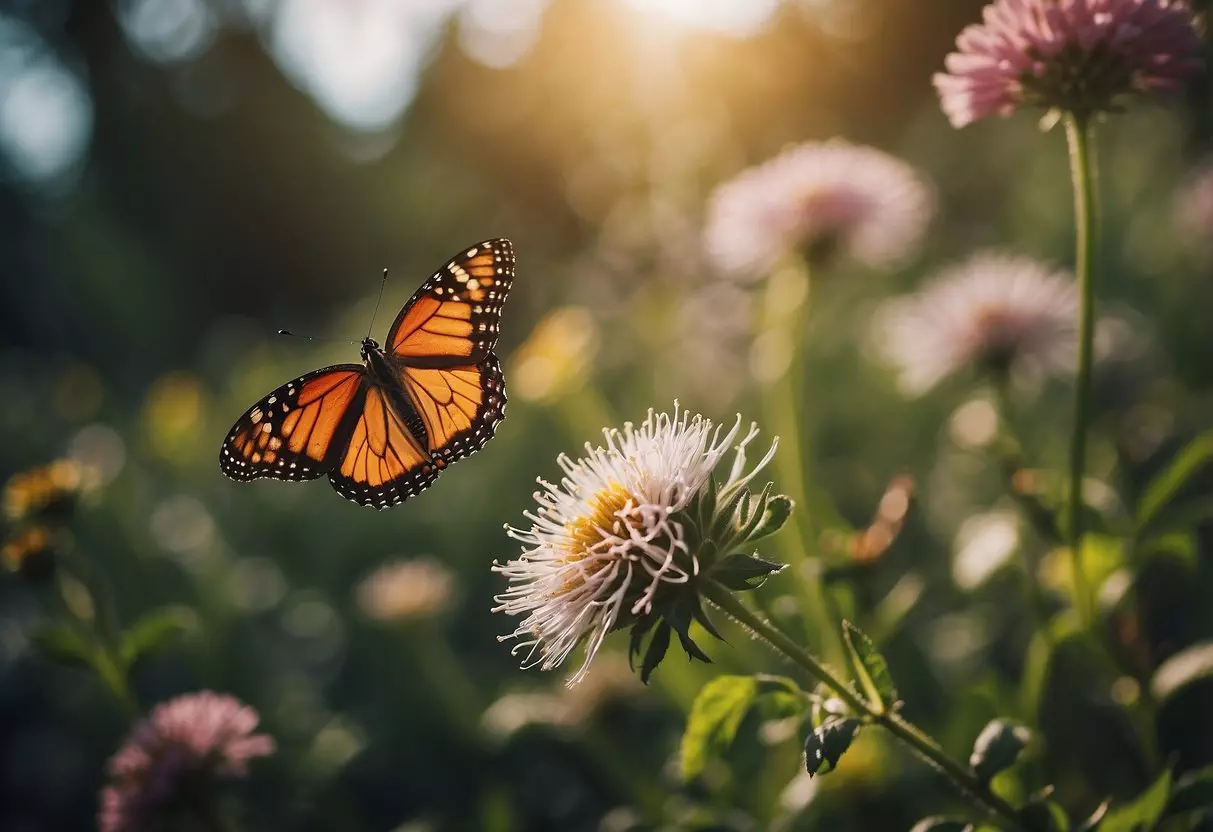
[703,582,1032,832]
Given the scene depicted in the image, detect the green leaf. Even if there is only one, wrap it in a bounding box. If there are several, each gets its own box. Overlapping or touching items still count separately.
[969,719,1031,783]
[1151,641,1213,703]
[32,623,94,669]
[1021,793,1070,832]
[119,608,190,667]
[680,675,759,781]
[1165,765,1213,818]
[804,715,860,777]
[909,818,974,832]
[841,620,897,712]
[1137,430,1213,533]
[747,494,793,542]
[710,553,786,591]
[1099,770,1172,832]
[640,621,671,684]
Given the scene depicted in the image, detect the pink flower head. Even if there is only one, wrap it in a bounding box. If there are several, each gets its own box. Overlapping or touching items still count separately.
[935,0,1204,128]
[873,253,1080,394]
[99,691,275,832]
[704,140,935,278]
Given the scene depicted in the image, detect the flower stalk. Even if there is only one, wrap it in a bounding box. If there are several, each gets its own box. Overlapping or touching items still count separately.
[702,581,1033,832]
[1064,112,1098,629]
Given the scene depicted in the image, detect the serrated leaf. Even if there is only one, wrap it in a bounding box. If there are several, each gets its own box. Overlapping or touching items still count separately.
[1099,770,1172,832]
[909,817,974,832]
[1137,430,1213,533]
[1165,765,1213,818]
[640,621,671,684]
[804,715,859,776]
[119,609,189,667]
[32,623,94,669]
[969,719,1031,783]
[710,553,786,591]
[748,494,793,542]
[841,621,896,711]
[680,675,759,780]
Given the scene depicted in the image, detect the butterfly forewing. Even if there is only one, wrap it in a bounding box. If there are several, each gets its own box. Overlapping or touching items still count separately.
[220,366,365,482]
[387,238,515,364]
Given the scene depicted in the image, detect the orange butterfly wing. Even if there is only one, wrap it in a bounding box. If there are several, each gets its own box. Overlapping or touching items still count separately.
[387,239,513,464]
[220,366,365,482]
[326,386,444,508]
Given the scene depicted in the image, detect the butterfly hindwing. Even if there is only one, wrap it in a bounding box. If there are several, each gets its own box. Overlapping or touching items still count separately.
[400,352,506,466]
[387,238,515,364]
[220,365,365,482]
[327,386,444,508]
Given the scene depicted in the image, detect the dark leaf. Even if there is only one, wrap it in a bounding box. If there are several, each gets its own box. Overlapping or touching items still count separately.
[1165,765,1213,818]
[969,719,1032,783]
[627,615,659,674]
[1021,792,1070,832]
[804,715,860,777]
[841,620,897,711]
[710,553,786,592]
[680,675,759,780]
[640,621,671,684]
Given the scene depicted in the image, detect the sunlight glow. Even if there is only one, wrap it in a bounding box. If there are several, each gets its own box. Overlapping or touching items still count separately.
[623,0,781,36]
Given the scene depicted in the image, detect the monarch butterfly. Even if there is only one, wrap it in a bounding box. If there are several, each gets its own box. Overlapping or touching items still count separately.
[219,239,514,509]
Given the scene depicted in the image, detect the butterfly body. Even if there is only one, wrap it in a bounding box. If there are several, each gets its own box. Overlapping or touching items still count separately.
[220,239,514,509]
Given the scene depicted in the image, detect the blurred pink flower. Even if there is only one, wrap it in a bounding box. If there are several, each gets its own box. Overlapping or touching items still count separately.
[99,691,275,832]
[873,253,1080,394]
[935,0,1203,128]
[703,140,934,278]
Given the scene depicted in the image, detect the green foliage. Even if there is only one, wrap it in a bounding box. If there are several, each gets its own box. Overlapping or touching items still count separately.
[31,623,93,669]
[969,719,1031,784]
[841,620,897,712]
[680,675,760,781]
[118,607,191,667]
[1164,766,1213,819]
[1098,770,1171,832]
[1135,430,1213,534]
[709,553,786,591]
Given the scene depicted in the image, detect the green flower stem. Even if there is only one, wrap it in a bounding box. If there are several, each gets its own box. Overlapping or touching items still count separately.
[759,259,843,663]
[52,572,139,717]
[702,582,1033,832]
[1064,113,1098,629]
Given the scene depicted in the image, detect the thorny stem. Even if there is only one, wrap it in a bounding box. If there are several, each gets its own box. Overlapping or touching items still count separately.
[1064,113,1098,629]
[703,581,1034,832]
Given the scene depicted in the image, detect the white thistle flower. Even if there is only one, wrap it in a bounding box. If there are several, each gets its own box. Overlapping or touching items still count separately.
[873,252,1080,395]
[493,405,782,686]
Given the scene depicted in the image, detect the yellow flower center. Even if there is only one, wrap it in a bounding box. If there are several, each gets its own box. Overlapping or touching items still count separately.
[556,484,634,595]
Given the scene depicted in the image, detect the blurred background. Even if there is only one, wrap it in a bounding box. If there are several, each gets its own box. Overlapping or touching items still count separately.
[2,0,1213,829]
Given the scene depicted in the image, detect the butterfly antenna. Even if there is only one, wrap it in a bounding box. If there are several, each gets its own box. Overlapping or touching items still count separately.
[366,268,389,340]
[277,330,359,346]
